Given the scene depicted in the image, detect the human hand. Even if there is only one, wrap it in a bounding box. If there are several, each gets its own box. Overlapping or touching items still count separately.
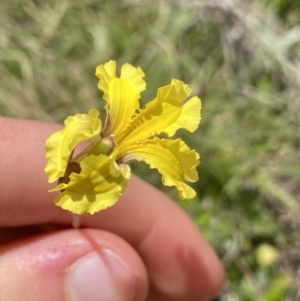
[0,118,224,301]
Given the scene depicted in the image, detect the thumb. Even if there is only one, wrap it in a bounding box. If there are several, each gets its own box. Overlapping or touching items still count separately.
[0,229,148,301]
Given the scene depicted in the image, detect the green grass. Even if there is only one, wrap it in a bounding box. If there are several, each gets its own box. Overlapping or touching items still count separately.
[1,0,300,300]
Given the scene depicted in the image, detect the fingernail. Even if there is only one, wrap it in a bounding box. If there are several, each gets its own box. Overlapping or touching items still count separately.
[65,250,136,301]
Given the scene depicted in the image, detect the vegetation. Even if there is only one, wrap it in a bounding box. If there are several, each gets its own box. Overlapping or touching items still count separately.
[1,0,300,299]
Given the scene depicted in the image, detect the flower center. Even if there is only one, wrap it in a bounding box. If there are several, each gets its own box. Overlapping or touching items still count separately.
[89,136,116,157]
[58,135,117,185]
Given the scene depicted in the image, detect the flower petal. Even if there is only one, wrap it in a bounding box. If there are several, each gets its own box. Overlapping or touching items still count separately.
[45,109,101,183]
[121,137,200,200]
[95,60,146,137]
[117,79,198,146]
[50,153,131,215]
[164,94,201,137]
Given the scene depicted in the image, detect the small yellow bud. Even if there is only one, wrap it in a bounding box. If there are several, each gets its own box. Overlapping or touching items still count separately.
[256,244,279,268]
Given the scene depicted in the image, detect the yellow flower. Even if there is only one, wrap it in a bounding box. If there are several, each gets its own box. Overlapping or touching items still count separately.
[45,60,201,215]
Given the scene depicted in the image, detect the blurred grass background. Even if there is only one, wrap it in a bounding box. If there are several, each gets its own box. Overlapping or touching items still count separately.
[1,0,300,299]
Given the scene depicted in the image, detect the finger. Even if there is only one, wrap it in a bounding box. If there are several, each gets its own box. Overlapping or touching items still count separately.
[0,229,148,301]
[0,117,224,300]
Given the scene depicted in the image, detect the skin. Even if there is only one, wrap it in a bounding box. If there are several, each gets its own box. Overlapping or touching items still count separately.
[0,117,224,301]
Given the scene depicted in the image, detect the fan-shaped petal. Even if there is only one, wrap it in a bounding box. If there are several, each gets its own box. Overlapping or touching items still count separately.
[117,80,200,147]
[45,109,101,183]
[50,153,131,214]
[164,95,201,137]
[95,60,146,137]
[121,137,200,199]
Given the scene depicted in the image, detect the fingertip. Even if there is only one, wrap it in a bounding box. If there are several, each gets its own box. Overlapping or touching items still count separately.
[0,229,148,301]
[207,250,225,300]
[178,242,225,300]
